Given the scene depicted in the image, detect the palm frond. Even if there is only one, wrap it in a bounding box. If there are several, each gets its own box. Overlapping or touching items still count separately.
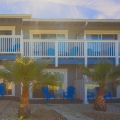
[78,60,114,87]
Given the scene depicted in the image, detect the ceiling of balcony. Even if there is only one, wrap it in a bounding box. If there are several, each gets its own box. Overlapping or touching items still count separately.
[22,21,120,27]
[0,18,22,23]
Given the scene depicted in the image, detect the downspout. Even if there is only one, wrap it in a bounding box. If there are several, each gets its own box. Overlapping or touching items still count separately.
[76,21,88,39]
[76,21,88,79]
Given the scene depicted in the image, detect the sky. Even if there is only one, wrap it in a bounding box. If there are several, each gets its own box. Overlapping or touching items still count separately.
[0,0,120,19]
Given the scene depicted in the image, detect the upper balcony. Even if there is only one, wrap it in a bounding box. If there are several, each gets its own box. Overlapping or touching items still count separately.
[0,35,120,66]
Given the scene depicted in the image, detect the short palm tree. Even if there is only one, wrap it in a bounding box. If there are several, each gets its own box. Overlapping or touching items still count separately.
[0,57,61,119]
[108,65,120,86]
[78,61,114,111]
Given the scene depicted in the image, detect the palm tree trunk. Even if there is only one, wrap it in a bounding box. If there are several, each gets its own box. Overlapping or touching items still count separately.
[18,85,31,119]
[94,87,106,111]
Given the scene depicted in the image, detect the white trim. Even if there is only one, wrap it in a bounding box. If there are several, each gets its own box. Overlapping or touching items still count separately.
[29,68,68,99]
[23,18,120,22]
[29,30,68,39]
[12,83,15,96]
[0,26,16,35]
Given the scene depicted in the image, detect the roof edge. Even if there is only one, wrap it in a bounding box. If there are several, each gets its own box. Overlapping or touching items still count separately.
[23,18,120,22]
[0,14,32,19]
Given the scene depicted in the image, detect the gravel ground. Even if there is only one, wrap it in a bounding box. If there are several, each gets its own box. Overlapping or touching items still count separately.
[66,104,120,120]
[0,101,120,120]
[0,101,66,120]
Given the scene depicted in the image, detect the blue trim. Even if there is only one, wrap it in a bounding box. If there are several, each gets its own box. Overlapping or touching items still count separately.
[0,56,116,65]
[0,55,16,60]
[88,58,115,64]
[58,59,84,64]
[50,58,115,65]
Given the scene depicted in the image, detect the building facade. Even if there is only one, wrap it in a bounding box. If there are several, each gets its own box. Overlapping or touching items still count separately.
[0,14,120,103]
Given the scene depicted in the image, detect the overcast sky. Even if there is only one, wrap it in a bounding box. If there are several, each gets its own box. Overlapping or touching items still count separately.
[0,0,120,19]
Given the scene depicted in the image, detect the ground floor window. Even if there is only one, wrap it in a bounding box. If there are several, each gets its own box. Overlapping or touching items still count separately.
[87,79,116,97]
[0,79,14,96]
[30,69,67,99]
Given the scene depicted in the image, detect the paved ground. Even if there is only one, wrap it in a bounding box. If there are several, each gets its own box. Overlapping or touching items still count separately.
[0,100,10,114]
[49,104,93,120]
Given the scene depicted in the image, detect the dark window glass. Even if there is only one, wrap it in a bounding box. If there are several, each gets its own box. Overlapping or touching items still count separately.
[86,34,101,40]
[41,34,49,39]
[102,34,117,40]
[0,30,12,35]
[33,34,40,39]
[49,34,56,39]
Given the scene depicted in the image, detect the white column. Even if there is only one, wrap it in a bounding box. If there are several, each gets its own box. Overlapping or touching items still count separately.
[83,40,89,104]
[115,40,119,65]
[116,35,120,98]
[55,41,58,67]
[20,29,24,57]
[29,83,32,99]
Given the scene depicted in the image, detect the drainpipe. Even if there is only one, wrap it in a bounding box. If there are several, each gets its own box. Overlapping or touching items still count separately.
[76,21,88,39]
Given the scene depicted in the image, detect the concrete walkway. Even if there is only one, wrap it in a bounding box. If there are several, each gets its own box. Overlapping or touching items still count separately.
[49,104,93,120]
[0,100,11,114]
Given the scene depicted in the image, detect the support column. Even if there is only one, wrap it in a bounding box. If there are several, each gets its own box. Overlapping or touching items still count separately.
[20,29,23,57]
[116,38,120,98]
[83,40,89,104]
[115,40,119,66]
[55,41,58,67]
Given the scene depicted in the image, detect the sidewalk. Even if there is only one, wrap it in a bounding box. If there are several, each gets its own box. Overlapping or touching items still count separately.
[48,104,93,120]
[0,100,11,114]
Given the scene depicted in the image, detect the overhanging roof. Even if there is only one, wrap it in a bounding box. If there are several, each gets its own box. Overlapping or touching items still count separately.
[23,18,120,22]
[0,14,32,19]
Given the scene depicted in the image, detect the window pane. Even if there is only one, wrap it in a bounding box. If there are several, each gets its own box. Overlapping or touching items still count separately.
[0,30,12,35]
[33,34,40,39]
[57,34,65,40]
[86,34,101,40]
[41,34,49,39]
[5,84,12,95]
[49,34,56,39]
[102,34,117,40]
[0,79,12,95]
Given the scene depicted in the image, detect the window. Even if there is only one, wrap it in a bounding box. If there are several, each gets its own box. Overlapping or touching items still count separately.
[57,34,65,40]
[102,34,117,40]
[0,79,12,95]
[86,34,117,40]
[33,34,65,40]
[0,30,12,35]
[86,34,101,40]
[33,34,40,39]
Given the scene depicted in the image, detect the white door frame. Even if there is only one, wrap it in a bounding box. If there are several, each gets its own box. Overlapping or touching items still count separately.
[29,68,68,99]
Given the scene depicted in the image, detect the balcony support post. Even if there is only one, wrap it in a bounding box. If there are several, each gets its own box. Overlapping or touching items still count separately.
[55,41,58,67]
[83,40,89,104]
[115,40,120,98]
[115,40,119,65]
[20,29,23,57]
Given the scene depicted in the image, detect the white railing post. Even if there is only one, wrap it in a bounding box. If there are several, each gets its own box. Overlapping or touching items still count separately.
[20,29,23,57]
[115,40,119,65]
[55,41,58,67]
[83,40,89,104]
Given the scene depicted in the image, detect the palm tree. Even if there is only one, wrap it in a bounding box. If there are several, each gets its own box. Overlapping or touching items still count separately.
[109,65,120,86]
[78,61,113,111]
[0,57,61,119]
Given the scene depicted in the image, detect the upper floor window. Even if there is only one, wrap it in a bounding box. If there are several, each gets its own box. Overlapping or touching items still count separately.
[0,30,12,35]
[86,34,101,40]
[86,34,117,40]
[33,34,65,40]
[33,34,40,39]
